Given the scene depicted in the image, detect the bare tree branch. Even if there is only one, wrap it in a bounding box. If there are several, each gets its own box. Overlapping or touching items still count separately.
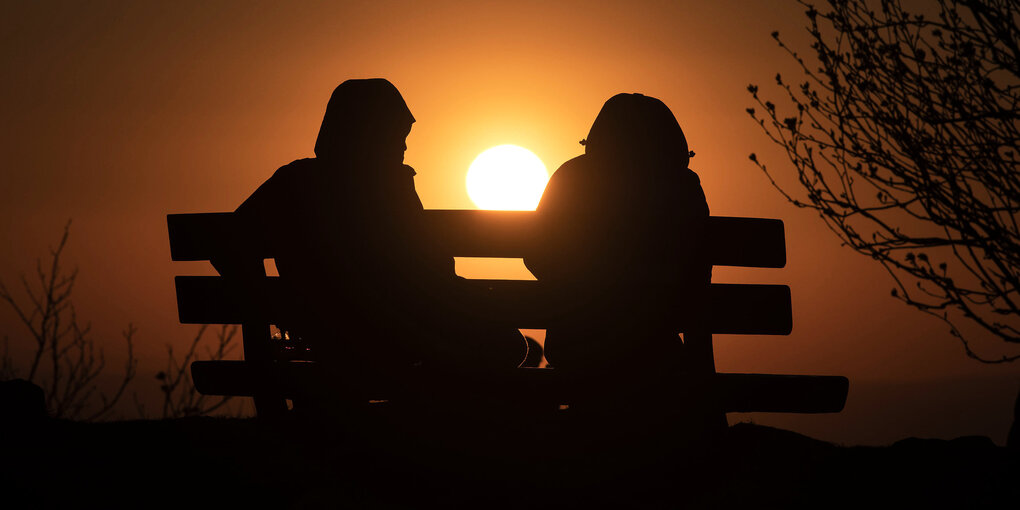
[0,222,139,419]
[748,0,1020,362]
[154,324,244,419]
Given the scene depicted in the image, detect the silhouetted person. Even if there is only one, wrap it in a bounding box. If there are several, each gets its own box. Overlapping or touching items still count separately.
[226,79,525,383]
[525,93,710,376]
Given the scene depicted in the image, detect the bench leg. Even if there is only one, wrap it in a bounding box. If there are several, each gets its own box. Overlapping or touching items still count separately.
[682,331,728,434]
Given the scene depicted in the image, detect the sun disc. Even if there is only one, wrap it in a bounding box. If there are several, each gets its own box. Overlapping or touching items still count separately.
[466,145,549,210]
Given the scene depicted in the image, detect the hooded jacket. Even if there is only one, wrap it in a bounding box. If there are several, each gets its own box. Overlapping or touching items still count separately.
[525,93,711,370]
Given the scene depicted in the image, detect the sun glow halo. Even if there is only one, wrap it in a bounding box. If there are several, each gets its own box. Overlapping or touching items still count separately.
[466,145,549,210]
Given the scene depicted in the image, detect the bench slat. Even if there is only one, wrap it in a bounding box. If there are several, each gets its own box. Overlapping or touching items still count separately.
[168,212,253,263]
[168,211,785,268]
[175,276,792,335]
[191,361,846,413]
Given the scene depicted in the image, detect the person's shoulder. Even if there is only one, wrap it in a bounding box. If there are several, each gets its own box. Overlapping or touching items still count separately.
[237,158,319,214]
[537,156,591,212]
[272,157,319,180]
[548,155,588,182]
[681,166,704,185]
[262,158,322,190]
[556,155,587,172]
[284,157,318,169]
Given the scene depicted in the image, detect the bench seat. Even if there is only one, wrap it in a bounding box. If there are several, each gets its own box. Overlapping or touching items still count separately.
[192,360,848,414]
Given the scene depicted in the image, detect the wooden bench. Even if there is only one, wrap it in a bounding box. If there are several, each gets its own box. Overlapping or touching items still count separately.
[168,210,848,417]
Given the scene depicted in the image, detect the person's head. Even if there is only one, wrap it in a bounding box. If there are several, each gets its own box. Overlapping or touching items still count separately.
[314,78,415,166]
[583,93,690,169]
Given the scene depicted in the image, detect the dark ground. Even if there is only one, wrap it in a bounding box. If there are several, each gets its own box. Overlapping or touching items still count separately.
[3,404,1017,510]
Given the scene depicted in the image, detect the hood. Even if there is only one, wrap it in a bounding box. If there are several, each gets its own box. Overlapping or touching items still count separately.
[584,93,690,169]
[313,78,415,161]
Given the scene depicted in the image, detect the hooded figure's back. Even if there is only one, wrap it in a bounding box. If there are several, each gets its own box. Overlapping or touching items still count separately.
[526,93,710,371]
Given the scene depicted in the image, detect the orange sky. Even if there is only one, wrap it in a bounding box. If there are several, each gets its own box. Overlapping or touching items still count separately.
[1,0,1016,444]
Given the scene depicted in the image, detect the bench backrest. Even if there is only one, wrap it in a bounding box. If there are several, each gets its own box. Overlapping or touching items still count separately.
[168,210,792,336]
[169,210,786,267]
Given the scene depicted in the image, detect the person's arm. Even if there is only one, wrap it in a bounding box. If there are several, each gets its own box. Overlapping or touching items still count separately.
[210,161,303,277]
[532,156,615,286]
[524,157,586,282]
[682,167,712,285]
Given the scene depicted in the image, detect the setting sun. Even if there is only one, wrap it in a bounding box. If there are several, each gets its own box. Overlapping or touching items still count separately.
[466,145,549,210]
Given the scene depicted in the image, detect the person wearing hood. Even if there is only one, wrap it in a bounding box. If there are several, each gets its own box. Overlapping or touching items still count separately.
[525,93,711,377]
[229,79,526,382]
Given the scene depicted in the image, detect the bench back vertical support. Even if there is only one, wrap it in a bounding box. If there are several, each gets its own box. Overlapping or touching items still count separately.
[211,247,289,417]
[683,331,715,374]
[242,322,289,417]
